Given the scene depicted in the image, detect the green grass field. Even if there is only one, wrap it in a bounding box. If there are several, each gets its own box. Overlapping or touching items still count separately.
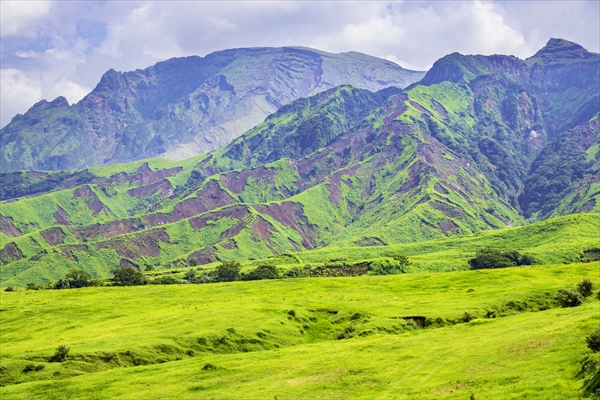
[1,261,599,399]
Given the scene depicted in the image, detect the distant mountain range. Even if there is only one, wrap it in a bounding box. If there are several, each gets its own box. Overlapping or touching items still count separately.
[0,47,424,171]
[0,38,598,286]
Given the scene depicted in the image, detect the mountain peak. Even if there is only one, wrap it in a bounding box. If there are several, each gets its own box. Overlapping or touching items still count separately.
[527,38,596,64]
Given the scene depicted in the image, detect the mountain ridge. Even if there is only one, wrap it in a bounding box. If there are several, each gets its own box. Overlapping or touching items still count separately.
[0,47,425,172]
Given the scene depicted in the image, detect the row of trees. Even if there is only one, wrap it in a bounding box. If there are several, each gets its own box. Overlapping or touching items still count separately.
[53,267,146,289]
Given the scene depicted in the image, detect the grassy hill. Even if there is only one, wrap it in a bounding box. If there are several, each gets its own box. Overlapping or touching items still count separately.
[1,261,598,398]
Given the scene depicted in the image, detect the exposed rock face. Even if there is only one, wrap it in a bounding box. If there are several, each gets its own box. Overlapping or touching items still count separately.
[0,47,425,172]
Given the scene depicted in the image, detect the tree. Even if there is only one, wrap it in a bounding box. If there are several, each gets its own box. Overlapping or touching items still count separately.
[213,261,241,282]
[111,267,146,286]
[64,269,92,288]
[49,345,70,362]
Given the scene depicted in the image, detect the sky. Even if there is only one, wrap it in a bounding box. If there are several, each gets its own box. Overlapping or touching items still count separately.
[1,0,599,128]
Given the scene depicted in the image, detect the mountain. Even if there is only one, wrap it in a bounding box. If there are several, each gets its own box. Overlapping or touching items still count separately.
[0,47,425,172]
[0,39,598,287]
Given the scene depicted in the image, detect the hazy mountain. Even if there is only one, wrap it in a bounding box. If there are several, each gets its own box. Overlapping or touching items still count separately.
[0,47,425,172]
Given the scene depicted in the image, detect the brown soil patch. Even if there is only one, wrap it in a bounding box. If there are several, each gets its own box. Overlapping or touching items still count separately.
[354,237,386,247]
[439,218,459,234]
[127,179,174,198]
[582,198,597,213]
[73,185,109,216]
[54,205,71,226]
[41,227,66,246]
[188,246,217,265]
[145,180,236,227]
[188,205,249,230]
[252,216,273,243]
[119,258,140,270]
[0,243,23,265]
[219,167,276,195]
[72,219,144,241]
[254,202,317,248]
[0,215,21,237]
[431,200,466,219]
[95,229,170,259]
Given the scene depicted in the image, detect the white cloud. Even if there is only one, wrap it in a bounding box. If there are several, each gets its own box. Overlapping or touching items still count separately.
[0,0,53,37]
[51,80,89,104]
[0,69,43,125]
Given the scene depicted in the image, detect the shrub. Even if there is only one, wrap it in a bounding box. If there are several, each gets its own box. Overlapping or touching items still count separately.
[469,249,517,269]
[26,282,42,290]
[243,265,279,281]
[23,364,37,373]
[50,345,70,362]
[150,275,179,285]
[4,286,15,292]
[189,259,199,267]
[577,279,594,298]
[518,253,536,266]
[283,265,311,278]
[111,268,146,286]
[586,329,600,352]
[461,311,476,323]
[554,288,584,308]
[213,261,241,282]
[368,257,408,275]
[54,278,70,290]
[202,363,217,370]
[392,253,410,267]
[198,274,211,284]
[184,269,197,281]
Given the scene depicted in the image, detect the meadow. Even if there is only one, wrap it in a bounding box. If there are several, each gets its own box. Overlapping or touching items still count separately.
[1,261,598,399]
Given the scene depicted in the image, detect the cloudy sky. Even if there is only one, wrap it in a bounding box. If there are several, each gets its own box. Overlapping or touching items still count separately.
[1,0,599,128]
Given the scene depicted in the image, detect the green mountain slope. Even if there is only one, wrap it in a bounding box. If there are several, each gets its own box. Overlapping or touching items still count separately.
[0,39,598,286]
[0,47,424,172]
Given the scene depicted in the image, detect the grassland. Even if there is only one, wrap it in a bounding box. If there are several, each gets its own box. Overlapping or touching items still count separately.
[1,261,598,399]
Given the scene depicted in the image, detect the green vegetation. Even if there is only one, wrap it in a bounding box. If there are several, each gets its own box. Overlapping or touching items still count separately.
[0,262,598,398]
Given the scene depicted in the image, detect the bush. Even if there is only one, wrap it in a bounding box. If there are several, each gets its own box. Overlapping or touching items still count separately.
[189,259,199,267]
[518,253,536,266]
[184,269,197,281]
[368,257,408,275]
[243,265,279,281]
[26,282,42,290]
[577,279,594,298]
[554,288,584,308]
[4,286,15,292]
[54,278,70,290]
[392,253,410,267]
[469,249,516,269]
[111,268,146,286]
[202,363,217,370]
[283,265,312,278]
[586,329,600,352]
[50,345,70,362]
[213,261,241,282]
[150,275,180,285]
